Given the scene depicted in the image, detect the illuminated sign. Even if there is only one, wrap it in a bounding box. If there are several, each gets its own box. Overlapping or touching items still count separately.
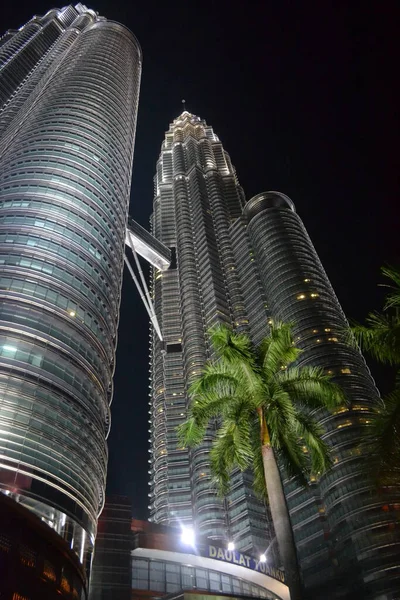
[205,545,285,583]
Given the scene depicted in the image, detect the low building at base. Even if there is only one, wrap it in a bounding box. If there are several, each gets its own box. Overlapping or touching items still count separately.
[131,520,289,600]
[89,499,289,600]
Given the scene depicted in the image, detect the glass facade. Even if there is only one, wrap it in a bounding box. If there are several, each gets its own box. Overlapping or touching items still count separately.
[131,556,282,600]
[243,192,400,598]
[149,112,272,556]
[0,5,141,573]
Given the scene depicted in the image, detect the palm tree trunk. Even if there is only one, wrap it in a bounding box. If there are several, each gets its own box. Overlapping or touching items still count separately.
[262,443,303,600]
[257,406,302,600]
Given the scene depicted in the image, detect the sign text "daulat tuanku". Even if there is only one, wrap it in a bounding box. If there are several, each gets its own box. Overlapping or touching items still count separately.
[207,545,285,583]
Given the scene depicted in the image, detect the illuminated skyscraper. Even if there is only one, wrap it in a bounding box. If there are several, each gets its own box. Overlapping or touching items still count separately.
[148,111,272,555]
[0,4,141,573]
[149,112,400,597]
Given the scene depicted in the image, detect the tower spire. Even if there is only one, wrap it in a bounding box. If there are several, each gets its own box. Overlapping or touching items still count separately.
[181,98,186,112]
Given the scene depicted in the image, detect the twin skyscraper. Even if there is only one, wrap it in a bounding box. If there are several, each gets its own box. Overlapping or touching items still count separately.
[0,5,399,599]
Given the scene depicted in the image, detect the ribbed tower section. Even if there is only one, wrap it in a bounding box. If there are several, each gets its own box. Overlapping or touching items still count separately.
[244,192,400,598]
[149,112,272,554]
[0,5,141,573]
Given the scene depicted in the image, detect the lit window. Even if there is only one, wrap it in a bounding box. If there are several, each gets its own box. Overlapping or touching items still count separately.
[310,293,319,298]
[60,576,70,593]
[328,337,338,342]
[333,406,348,414]
[43,560,56,582]
[337,420,352,429]
[312,329,318,333]
[324,328,331,332]
[304,278,311,282]
[296,294,306,300]
[341,368,351,374]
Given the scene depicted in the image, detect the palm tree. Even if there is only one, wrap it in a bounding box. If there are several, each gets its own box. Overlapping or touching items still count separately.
[350,265,400,484]
[178,322,345,600]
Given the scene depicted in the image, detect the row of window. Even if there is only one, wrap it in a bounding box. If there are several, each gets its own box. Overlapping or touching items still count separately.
[131,557,279,599]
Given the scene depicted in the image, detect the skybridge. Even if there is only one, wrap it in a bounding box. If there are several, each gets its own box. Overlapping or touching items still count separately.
[124,217,171,342]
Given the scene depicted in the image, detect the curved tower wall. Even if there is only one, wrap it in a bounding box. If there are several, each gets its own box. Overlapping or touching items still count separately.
[244,191,400,598]
[0,5,141,572]
[149,112,272,555]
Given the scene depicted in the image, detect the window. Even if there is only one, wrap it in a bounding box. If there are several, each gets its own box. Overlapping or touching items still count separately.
[209,571,221,592]
[166,563,180,592]
[132,559,149,590]
[182,565,195,588]
[195,568,208,590]
[149,561,165,592]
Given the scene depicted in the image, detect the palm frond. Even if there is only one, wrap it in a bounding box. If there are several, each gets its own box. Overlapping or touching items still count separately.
[275,427,309,485]
[293,411,332,475]
[260,322,302,378]
[192,394,242,424]
[177,417,206,448]
[278,366,346,411]
[189,362,242,396]
[350,313,400,366]
[381,265,400,291]
[384,291,400,310]
[224,396,254,423]
[208,323,256,365]
[266,388,297,445]
[210,418,254,496]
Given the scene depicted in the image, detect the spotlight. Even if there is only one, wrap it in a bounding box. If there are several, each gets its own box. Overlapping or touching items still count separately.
[227,542,235,551]
[181,527,195,546]
[259,554,266,563]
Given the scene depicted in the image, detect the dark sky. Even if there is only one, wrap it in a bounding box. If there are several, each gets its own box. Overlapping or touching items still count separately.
[4,1,399,518]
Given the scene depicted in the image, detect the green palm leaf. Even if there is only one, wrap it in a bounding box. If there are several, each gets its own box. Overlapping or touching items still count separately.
[347,264,400,485]
[278,366,346,410]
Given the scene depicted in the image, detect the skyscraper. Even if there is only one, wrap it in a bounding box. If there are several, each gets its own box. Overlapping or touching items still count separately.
[0,4,141,573]
[149,113,400,598]
[149,111,272,555]
[243,192,400,598]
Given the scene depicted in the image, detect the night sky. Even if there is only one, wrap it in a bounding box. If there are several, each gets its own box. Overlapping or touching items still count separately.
[3,1,399,518]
